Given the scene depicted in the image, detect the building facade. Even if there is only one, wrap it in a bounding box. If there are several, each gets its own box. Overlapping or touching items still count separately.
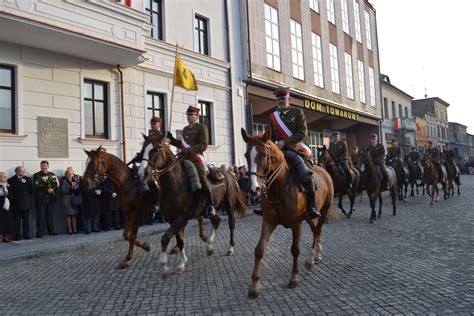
[412,97,449,151]
[415,116,428,153]
[380,74,414,155]
[241,0,382,154]
[448,122,468,161]
[468,133,474,162]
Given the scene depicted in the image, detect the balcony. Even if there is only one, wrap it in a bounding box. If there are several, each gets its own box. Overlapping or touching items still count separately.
[0,1,150,66]
[393,117,416,131]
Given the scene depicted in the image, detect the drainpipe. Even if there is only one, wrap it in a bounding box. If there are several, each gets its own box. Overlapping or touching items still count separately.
[245,0,253,132]
[373,8,384,144]
[116,65,127,163]
[224,0,236,165]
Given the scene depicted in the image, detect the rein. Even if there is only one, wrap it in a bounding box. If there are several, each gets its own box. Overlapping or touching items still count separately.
[258,147,293,204]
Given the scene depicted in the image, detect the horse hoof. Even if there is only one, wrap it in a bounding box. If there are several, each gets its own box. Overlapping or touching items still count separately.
[116,261,129,270]
[200,235,208,242]
[142,242,151,252]
[175,266,185,274]
[161,270,172,280]
[169,247,179,255]
[207,248,215,257]
[314,256,322,264]
[393,212,396,216]
[378,215,381,219]
[341,209,347,215]
[304,261,313,270]
[248,288,260,299]
[288,279,299,289]
[369,219,375,224]
[226,249,235,256]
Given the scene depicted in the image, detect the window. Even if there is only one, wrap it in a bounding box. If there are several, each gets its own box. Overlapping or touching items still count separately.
[354,0,362,43]
[329,44,340,94]
[398,104,402,117]
[344,53,354,99]
[311,33,324,88]
[365,10,372,50]
[391,101,396,119]
[309,0,319,13]
[405,107,409,118]
[197,100,212,144]
[308,131,323,158]
[369,67,375,107]
[383,97,388,119]
[0,65,15,132]
[84,80,108,138]
[342,0,350,34]
[252,123,267,135]
[194,15,209,55]
[326,0,336,24]
[144,0,163,40]
[147,91,165,133]
[357,60,365,103]
[290,20,304,80]
[264,4,281,72]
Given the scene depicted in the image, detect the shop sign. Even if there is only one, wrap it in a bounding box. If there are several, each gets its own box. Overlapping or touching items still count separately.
[304,99,360,121]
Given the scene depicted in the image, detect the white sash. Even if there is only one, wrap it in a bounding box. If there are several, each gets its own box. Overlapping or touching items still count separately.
[270,111,312,158]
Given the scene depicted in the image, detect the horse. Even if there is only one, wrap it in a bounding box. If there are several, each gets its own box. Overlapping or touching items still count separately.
[317,145,359,218]
[357,150,397,224]
[407,160,425,196]
[444,160,461,196]
[82,146,153,269]
[143,134,246,278]
[386,156,408,201]
[423,152,449,204]
[241,127,334,299]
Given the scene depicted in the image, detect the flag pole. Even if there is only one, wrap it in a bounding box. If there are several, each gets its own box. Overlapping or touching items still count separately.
[168,43,179,135]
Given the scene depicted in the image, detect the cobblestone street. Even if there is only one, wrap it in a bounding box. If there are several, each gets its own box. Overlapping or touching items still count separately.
[1,176,473,315]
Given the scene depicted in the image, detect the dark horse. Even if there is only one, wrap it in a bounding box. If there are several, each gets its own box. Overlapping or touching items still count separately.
[83,146,152,269]
[444,160,461,196]
[317,145,359,218]
[424,152,448,204]
[407,160,425,196]
[358,150,397,223]
[241,127,334,299]
[143,134,246,278]
[386,157,408,201]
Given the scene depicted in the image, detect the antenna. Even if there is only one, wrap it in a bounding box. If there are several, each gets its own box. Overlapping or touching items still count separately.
[422,66,427,98]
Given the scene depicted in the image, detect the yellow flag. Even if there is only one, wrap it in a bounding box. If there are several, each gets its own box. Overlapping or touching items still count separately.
[174,52,198,91]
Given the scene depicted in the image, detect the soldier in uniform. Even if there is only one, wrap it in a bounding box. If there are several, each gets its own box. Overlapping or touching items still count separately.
[409,146,422,170]
[387,139,404,162]
[167,105,216,218]
[430,143,444,183]
[367,133,390,189]
[425,140,434,155]
[149,116,163,137]
[266,87,320,219]
[329,131,352,189]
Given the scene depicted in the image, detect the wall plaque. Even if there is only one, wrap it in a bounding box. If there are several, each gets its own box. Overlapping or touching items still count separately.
[38,117,69,158]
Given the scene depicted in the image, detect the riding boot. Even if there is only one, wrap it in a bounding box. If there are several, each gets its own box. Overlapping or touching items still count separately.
[203,188,216,218]
[305,191,320,219]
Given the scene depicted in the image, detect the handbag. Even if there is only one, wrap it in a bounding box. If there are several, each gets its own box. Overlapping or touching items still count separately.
[71,194,83,207]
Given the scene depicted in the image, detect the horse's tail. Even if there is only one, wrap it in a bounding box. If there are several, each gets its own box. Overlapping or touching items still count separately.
[221,168,247,218]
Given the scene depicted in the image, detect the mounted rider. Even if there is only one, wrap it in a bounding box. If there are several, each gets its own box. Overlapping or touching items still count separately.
[166,105,216,218]
[266,86,320,219]
[387,139,404,162]
[329,131,352,189]
[426,141,444,183]
[367,133,390,190]
[408,146,423,172]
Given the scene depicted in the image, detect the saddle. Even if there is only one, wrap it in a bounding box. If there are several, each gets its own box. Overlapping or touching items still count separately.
[207,164,225,183]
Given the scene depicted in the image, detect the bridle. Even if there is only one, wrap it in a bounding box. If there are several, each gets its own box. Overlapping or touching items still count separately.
[84,154,128,185]
[146,144,180,179]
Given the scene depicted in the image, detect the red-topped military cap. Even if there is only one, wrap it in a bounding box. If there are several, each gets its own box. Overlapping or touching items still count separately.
[186,105,200,115]
[333,131,340,136]
[150,117,162,124]
[273,86,290,99]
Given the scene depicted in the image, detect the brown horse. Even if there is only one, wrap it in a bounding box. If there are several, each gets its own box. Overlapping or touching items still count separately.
[424,152,448,204]
[444,160,461,196]
[143,134,246,278]
[241,127,334,299]
[82,146,152,269]
[357,149,397,223]
[317,145,359,218]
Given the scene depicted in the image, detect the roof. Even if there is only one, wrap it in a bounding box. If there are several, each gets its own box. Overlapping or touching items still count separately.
[380,74,414,99]
[412,97,450,107]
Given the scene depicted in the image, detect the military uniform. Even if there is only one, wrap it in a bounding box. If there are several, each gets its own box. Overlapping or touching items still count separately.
[329,139,352,188]
[409,150,421,163]
[368,142,389,187]
[430,147,444,182]
[387,145,404,161]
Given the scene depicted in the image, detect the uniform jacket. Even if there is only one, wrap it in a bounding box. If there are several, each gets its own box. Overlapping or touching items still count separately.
[170,122,208,155]
[33,171,58,206]
[268,106,307,149]
[329,140,349,164]
[409,151,421,162]
[388,146,403,160]
[7,175,34,211]
[431,147,441,163]
[368,143,386,164]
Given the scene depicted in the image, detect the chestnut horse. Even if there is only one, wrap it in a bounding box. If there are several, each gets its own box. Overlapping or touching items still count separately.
[143,134,246,279]
[357,149,397,223]
[424,152,448,204]
[83,147,152,269]
[317,145,359,218]
[444,160,461,196]
[241,127,334,299]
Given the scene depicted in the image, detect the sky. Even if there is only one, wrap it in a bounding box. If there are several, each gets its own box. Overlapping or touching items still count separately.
[371,0,474,134]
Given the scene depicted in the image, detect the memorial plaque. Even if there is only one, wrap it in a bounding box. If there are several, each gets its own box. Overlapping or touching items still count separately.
[38,117,69,158]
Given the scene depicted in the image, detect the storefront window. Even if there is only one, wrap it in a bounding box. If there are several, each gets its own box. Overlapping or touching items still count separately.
[308,131,323,157]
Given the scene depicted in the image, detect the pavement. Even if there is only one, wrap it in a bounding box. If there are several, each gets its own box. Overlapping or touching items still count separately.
[1,176,473,314]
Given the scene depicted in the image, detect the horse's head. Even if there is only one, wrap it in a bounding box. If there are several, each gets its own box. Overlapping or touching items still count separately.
[138,133,165,180]
[317,145,334,167]
[83,146,109,188]
[241,126,284,193]
[144,134,174,180]
[357,149,372,172]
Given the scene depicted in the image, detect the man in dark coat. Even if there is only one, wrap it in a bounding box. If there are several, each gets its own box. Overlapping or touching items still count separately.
[367,134,390,189]
[8,166,34,240]
[167,105,216,218]
[100,176,122,230]
[267,87,319,218]
[79,179,102,233]
[33,161,58,237]
[329,131,352,189]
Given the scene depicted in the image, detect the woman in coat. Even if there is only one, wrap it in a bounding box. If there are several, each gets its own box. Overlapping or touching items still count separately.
[60,168,81,234]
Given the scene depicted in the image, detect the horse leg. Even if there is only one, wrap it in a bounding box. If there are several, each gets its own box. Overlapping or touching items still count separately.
[304,219,322,270]
[288,223,302,289]
[160,218,185,279]
[404,182,408,199]
[116,212,139,269]
[338,194,347,216]
[378,192,383,219]
[197,215,208,242]
[225,206,236,256]
[391,186,397,216]
[207,215,221,256]
[175,227,188,274]
[368,192,376,224]
[248,220,277,299]
[348,191,356,218]
[410,182,414,197]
